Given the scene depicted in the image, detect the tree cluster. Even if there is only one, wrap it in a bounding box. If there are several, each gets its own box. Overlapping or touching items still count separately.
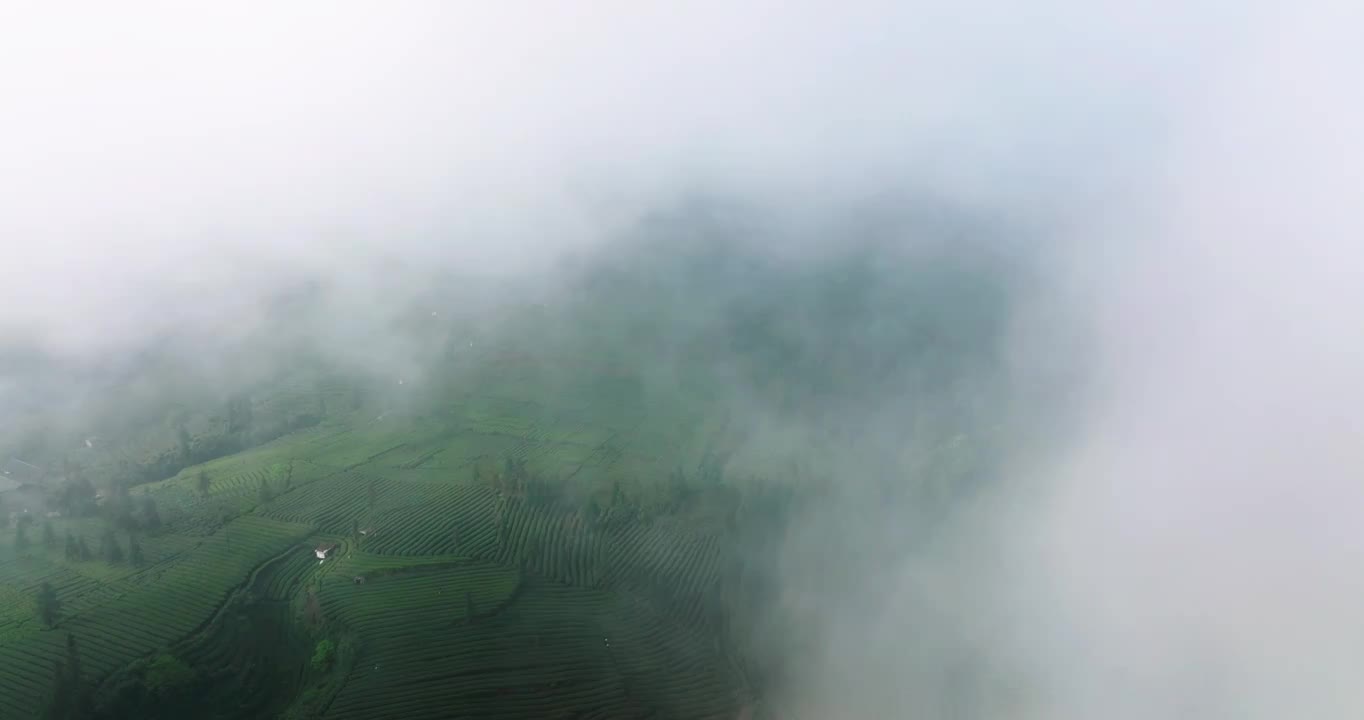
[90,488,161,536]
[37,582,61,627]
[44,634,91,720]
[55,475,98,518]
[87,652,197,720]
[98,529,124,564]
[490,455,565,510]
[63,532,93,562]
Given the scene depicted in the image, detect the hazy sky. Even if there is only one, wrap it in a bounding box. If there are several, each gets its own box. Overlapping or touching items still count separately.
[2,0,1238,354]
[1015,5,1364,716]
[3,2,1363,718]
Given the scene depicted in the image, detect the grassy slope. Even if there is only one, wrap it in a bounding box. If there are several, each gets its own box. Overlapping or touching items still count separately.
[0,237,1014,719]
[0,359,759,720]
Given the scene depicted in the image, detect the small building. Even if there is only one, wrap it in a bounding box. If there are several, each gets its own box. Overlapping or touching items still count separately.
[314,543,337,560]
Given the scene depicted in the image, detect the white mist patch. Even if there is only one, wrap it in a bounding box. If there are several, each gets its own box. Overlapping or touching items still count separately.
[1012,4,1364,719]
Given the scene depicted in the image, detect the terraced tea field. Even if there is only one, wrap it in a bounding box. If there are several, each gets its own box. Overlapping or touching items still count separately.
[323,574,749,720]
[0,515,311,717]
[0,382,768,720]
[174,600,311,719]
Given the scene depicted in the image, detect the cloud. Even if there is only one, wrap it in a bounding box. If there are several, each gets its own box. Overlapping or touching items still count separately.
[1012,5,1364,717]
[3,2,1362,718]
[1,1,1220,355]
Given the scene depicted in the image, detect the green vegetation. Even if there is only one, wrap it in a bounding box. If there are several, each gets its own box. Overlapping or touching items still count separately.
[0,237,1013,719]
[4,369,791,717]
[143,654,195,697]
[36,582,60,628]
[310,639,335,672]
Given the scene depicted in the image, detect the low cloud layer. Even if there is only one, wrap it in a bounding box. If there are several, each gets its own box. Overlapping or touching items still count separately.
[3,2,1362,718]
[2,0,1217,354]
[1013,7,1364,717]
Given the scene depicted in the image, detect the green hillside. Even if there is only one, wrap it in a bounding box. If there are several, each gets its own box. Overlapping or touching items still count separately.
[0,379,768,718]
[0,236,1017,719]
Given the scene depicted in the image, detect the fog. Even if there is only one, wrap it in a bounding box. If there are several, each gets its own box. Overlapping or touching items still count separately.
[1,0,1210,355]
[3,1,1363,718]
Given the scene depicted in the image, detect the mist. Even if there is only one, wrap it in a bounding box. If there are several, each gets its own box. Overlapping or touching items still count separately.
[3,1,1362,718]
[1,0,1198,355]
